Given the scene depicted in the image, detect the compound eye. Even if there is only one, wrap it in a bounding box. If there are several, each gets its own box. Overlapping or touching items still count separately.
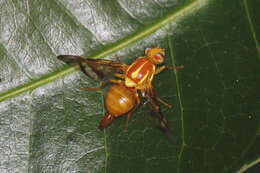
[155,53,163,61]
[152,53,164,64]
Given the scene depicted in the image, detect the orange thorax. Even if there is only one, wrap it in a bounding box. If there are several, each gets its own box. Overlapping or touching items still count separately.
[125,57,155,89]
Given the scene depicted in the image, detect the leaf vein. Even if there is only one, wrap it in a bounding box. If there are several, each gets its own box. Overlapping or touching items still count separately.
[242,0,260,60]
[167,36,186,173]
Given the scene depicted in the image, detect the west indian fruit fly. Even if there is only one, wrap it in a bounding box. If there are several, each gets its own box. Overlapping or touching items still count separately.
[57,48,183,141]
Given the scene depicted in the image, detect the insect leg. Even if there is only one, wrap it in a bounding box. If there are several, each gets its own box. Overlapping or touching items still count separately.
[114,73,125,79]
[155,65,184,75]
[156,97,172,108]
[142,87,172,108]
[124,94,140,131]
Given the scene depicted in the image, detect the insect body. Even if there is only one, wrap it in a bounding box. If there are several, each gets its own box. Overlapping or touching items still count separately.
[124,48,165,90]
[57,48,183,138]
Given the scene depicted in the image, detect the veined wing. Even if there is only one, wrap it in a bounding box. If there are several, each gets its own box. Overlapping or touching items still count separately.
[145,86,176,144]
[57,55,128,81]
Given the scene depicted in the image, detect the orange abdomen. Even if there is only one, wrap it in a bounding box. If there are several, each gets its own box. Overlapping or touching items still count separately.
[105,84,137,117]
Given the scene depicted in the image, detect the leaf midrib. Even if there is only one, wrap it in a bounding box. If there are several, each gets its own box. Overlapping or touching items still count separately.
[0,0,209,102]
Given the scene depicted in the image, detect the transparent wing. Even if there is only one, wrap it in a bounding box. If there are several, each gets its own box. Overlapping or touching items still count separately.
[145,86,176,143]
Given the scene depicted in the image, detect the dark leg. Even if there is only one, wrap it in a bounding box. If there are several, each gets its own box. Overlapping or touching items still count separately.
[155,65,184,75]
[124,95,140,131]
[156,97,172,108]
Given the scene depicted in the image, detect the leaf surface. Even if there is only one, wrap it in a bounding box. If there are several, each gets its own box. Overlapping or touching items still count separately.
[0,0,259,173]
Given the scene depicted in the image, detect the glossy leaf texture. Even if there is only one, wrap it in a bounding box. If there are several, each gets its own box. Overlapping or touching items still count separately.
[0,0,259,173]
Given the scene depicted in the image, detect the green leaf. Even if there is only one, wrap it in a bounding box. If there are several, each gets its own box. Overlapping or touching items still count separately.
[0,0,259,173]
